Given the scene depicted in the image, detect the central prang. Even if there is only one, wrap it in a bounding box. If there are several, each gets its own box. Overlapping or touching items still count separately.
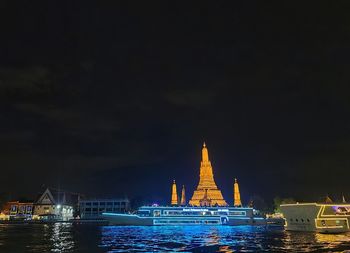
[189,143,228,206]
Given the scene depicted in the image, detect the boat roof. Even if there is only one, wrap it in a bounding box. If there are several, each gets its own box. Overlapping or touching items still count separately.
[280,202,350,207]
[139,206,253,210]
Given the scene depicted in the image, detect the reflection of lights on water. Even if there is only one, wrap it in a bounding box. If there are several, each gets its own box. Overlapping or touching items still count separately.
[282,231,321,251]
[4,223,350,252]
[218,245,234,253]
[50,223,75,252]
[99,226,350,252]
[282,231,350,251]
[204,227,220,245]
[315,233,350,249]
[100,226,260,252]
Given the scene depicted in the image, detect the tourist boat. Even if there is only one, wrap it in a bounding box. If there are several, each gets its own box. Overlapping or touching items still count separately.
[102,205,268,226]
[280,203,350,233]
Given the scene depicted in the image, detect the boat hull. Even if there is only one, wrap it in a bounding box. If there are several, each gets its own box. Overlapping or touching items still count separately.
[102,213,269,226]
[102,206,281,226]
[280,203,350,234]
[102,213,153,225]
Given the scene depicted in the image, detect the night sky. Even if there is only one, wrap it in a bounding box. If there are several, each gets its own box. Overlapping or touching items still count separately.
[1,2,350,205]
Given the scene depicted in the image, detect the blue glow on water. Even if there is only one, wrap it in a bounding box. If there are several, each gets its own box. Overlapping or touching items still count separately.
[100,226,256,252]
[98,225,350,252]
[1,224,350,252]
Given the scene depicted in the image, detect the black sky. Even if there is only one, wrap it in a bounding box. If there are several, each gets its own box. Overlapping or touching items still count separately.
[1,2,350,204]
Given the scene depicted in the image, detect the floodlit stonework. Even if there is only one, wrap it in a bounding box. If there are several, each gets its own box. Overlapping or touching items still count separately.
[234,178,242,207]
[171,180,178,205]
[180,185,186,205]
[189,143,228,206]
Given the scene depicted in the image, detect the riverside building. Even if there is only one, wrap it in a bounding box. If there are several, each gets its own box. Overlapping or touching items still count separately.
[33,188,79,221]
[0,201,34,220]
[79,199,130,219]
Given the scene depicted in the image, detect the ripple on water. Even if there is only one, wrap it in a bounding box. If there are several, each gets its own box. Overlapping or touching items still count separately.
[1,224,350,252]
[99,225,350,252]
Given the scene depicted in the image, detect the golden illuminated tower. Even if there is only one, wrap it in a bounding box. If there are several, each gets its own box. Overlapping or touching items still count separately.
[189,143,228,206]
[233,178,242,207]
[171,180,178,205]
[180,185,186,205]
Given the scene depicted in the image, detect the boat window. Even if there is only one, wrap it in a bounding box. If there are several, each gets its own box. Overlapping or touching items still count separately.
[137,210,150,216]
[153,210,161,217]
[301,219,304,222]
[164,211,183,215]
[323,205,350,215]
[153,220,220,224]
[295,219,298,222]
[229,211,245,216]
[307,219,310,222]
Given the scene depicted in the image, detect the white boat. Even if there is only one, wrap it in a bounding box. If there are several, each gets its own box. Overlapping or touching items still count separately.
[280,203,350,233]
[102,205,270,226]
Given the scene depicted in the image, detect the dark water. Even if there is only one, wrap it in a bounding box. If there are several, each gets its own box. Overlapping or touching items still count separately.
[0,224,350,252]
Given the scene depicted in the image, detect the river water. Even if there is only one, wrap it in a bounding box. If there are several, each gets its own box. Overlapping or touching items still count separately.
[0,223,350,252]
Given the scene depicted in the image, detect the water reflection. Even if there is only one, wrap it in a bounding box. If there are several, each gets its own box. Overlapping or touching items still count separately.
[315,233,350,251]
[100,226,267,252]
[1,224,350,252]
[50,223,75,252]
[218,245,234,253]
[100,226,350,252]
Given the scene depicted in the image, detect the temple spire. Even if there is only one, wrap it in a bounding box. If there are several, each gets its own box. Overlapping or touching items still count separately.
[171,180,178,205]
[202,142,209,162]
[234,178,242,207]
[180,185,186,205]
[189,143,227,206]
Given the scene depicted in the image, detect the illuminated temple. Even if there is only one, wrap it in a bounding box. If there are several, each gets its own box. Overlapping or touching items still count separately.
[189,143,228,206]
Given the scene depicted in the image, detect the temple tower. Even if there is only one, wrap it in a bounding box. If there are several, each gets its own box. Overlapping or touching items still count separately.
[233,178,242,207]
[171,180,178,205]
[189,143,228,206]
[180,185,186,205]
